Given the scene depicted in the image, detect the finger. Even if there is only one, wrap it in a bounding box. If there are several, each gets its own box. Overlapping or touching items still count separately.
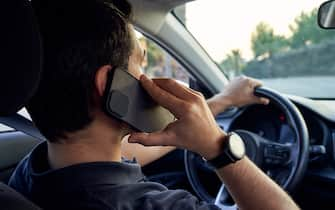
[128,131,173,147]
[253,96,270,105]
[140,75,185,117]
[259,97,270,105]
[252,80,263,88]
[246,77,263,88]
[152,78,197,100]
[251,79,269,105]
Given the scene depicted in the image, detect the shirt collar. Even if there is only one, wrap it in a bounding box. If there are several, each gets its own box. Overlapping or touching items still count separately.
[28,142,145,189]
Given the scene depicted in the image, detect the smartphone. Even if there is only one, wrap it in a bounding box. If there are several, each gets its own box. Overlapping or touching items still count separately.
[103,67,175,133]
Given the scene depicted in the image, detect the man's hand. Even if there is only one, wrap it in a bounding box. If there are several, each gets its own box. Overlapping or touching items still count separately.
[129,75,225,160]
[208,76,270,116]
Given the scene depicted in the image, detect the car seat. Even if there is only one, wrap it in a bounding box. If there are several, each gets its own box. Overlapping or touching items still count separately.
[0,0,42,209]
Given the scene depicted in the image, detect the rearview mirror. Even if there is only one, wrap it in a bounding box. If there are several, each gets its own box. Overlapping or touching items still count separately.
[318,0,335,29]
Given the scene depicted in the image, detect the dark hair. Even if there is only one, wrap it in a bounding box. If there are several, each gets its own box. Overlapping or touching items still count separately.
[27,0,133,142]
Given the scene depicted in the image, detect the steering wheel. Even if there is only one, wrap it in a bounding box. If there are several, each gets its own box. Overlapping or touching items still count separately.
[184,87,309,209]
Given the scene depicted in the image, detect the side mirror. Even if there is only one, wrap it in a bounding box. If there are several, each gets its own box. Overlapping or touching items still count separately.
[318,0,335,29]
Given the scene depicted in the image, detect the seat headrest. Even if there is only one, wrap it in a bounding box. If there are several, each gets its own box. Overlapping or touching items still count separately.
[0,0,42,116]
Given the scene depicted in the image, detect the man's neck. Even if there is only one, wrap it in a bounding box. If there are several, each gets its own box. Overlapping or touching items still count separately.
[47,117,125,169]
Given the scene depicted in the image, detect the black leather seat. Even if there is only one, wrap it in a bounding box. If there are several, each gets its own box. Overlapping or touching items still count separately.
[0,0,42,209]
[0,0,42,116]
[0,183,41,210]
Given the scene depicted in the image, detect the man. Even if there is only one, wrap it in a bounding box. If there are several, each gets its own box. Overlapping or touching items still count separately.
[9,0,299,210]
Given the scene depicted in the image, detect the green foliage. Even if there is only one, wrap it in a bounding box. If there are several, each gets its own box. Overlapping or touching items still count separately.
[244,9,335,80]
[251,22,289,58]
[244,38,335,79]
[219,49,245,77]
[228,8,335,63]
[289,9,335,49]
[140,37,164,68]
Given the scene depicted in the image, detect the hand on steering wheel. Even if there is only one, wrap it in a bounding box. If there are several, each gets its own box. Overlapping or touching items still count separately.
[184,87,309,209]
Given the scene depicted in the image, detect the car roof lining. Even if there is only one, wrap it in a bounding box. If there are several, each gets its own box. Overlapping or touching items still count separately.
[125,0,194,34]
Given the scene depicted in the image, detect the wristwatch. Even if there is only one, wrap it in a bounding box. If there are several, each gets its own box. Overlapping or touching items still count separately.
[206,132,246,169]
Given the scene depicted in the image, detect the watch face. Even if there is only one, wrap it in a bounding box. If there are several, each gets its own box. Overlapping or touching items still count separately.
[228,134,246,159]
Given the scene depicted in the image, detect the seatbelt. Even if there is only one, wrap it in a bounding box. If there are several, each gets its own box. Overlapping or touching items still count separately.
[0,113,45,141]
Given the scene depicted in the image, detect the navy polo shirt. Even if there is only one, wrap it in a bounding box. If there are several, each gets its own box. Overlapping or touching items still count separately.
[8,142,219,210]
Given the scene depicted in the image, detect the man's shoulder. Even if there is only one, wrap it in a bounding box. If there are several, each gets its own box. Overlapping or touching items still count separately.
[8,154,31,197]
[8,142,48,197]
[137,187,220,210]
[87,182,220,210]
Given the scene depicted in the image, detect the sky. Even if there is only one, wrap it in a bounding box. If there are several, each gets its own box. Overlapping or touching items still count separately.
[185,0,325,62]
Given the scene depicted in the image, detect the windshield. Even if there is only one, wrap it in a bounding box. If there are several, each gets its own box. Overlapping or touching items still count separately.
[175,0,335,99]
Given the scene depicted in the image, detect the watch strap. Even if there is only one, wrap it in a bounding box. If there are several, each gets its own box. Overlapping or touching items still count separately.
[206,149,234,169]
[206,132,244,169]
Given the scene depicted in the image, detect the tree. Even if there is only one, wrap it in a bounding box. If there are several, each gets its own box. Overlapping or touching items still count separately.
[139,37,164,69]
[219,49,245,78]
[251,22,289,59]
[289,9,335,49]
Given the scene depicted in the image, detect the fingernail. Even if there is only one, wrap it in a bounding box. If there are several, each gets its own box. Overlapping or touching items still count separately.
[129,133,147,142]
[128,135,137,143]
[140,74,149,81]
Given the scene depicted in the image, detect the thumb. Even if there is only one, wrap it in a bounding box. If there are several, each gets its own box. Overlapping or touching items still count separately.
[129,132,171,147]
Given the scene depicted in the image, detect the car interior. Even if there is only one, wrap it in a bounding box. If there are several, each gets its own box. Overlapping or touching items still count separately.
[1,0,335,210]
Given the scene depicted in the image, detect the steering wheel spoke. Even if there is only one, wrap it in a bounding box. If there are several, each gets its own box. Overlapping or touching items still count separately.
[263,141,293,166]
[215,185,237,210]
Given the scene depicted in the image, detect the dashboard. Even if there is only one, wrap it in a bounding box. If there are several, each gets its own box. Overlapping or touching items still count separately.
[216,97,334,163]
[229,104,290,143]
[225,103,331,162]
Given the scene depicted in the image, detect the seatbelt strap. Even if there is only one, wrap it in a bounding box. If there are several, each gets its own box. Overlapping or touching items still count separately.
[0,113,45,141]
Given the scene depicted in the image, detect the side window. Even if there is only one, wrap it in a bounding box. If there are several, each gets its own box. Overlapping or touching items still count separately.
[137,34,190,85]
[0,124,14,133]
[0,109,31,133]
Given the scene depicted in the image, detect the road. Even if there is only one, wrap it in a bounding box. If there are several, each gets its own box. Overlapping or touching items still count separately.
[262,76,335,98]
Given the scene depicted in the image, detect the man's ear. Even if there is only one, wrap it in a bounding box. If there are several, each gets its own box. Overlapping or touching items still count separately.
[95,65,112,97]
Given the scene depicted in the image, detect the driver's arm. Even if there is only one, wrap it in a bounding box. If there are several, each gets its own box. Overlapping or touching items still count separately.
[121,76,269,166]
[121,138,175,166]
[129,75,299,210]
[216,157,299,210]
